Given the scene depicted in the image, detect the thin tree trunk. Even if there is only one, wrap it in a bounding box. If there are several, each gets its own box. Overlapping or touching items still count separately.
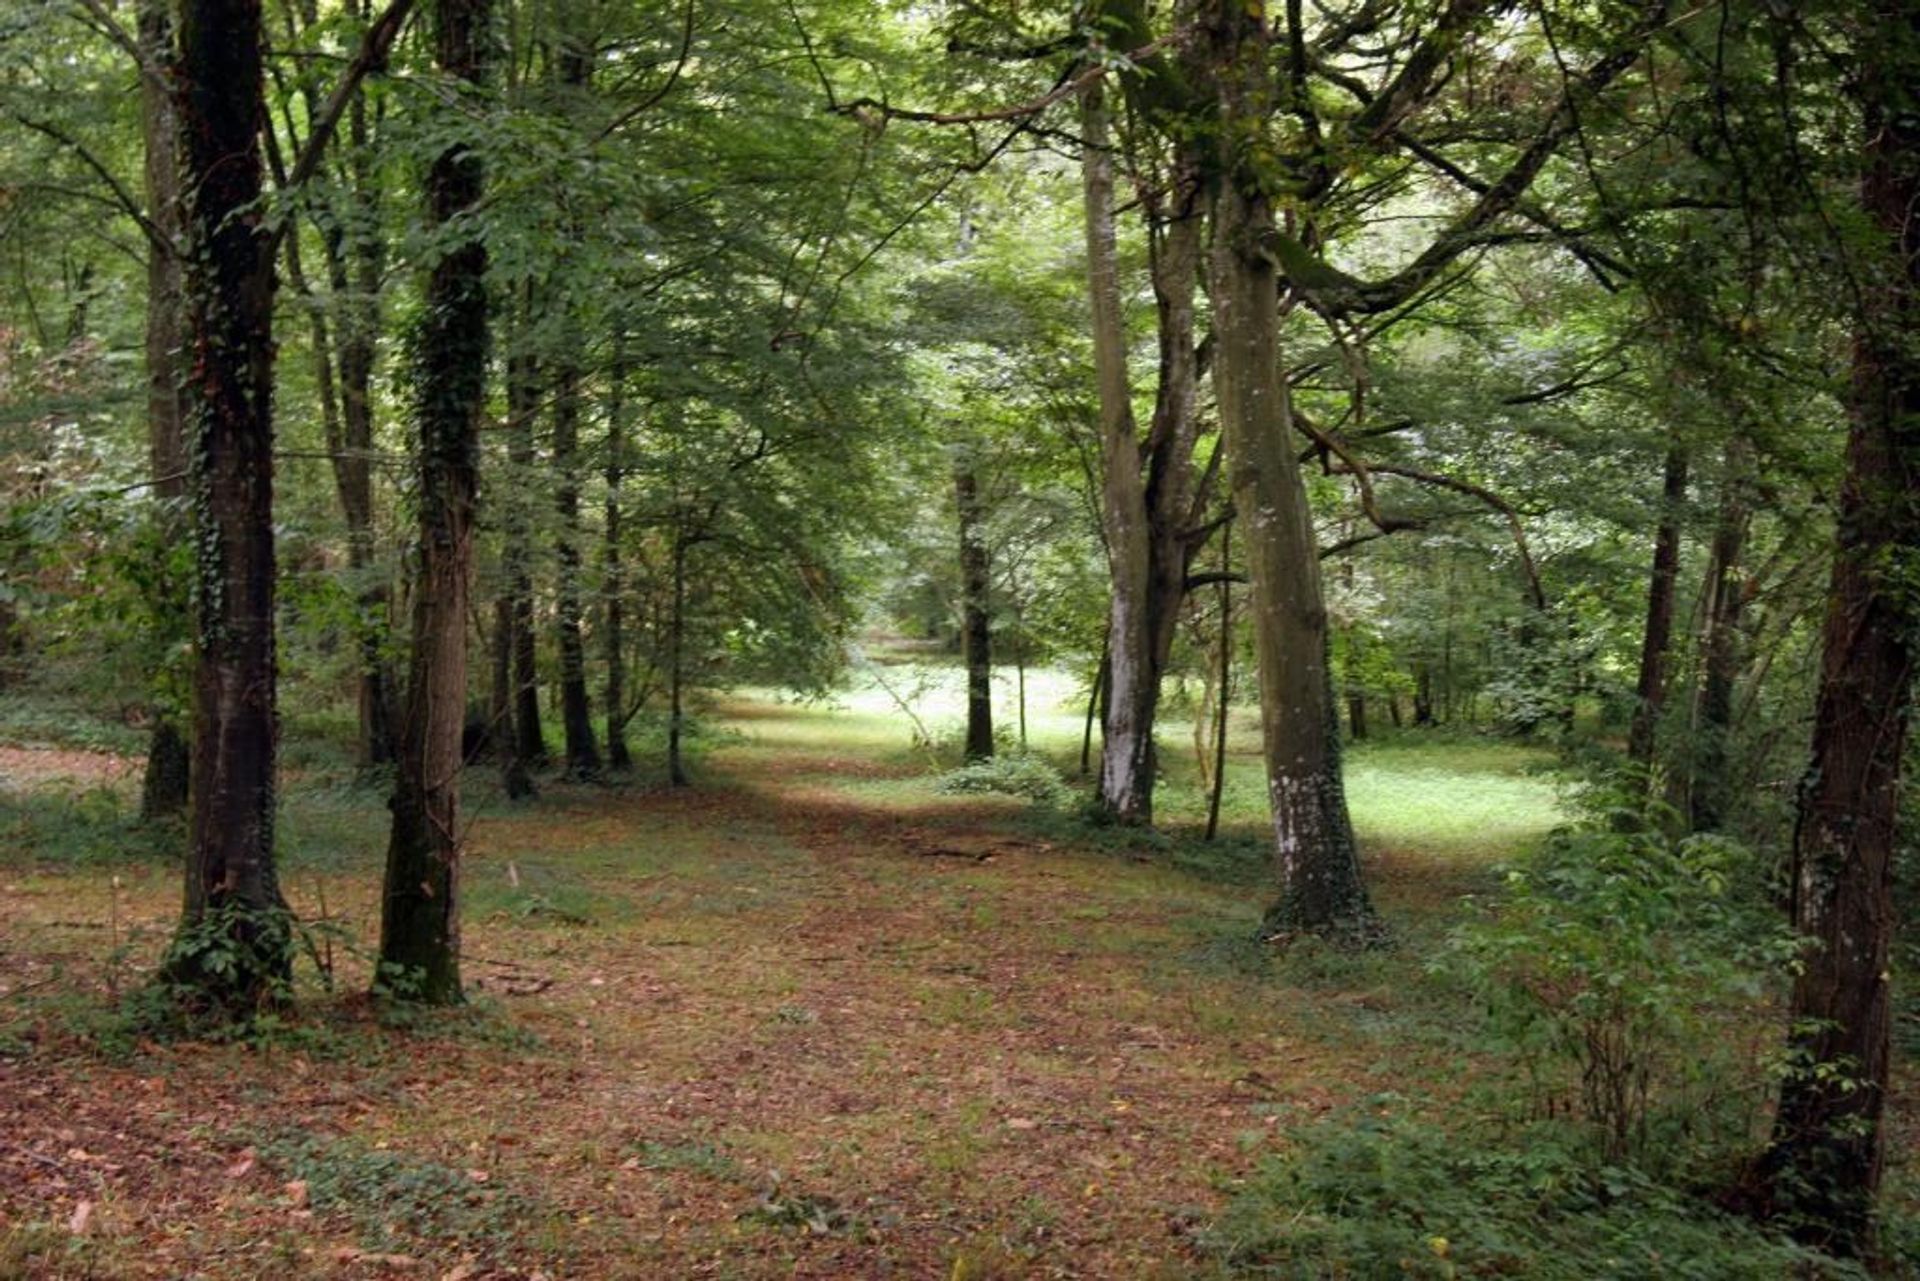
[550,34,598,781]
[551,357,600,778]
[1080,638,1108,777]
[667,529,690,786]
[378,0,491,1005]
[1690,447,1749,832]
[955,458,994,761]
[1204,0,1375,940]
[603,336,632,771]
[165,0,292,1009]
[1206,518,1232,841]
[1627,444,1688,769]
[1081,76,1151,815]
[138,0,190,821]
[335,88,397,767]
[492,597,534,799]
[1764,9,1918,1251]
[504,290,545,767]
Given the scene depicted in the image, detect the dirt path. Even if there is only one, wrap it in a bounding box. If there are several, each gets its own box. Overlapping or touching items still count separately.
[0,739,1388,1279]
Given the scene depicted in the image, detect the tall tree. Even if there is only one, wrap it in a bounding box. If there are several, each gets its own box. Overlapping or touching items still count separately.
[1201,0,1375,938]
[163,0,292,1007]
[377,0,492,1005]
[137,0,189,821]
[1626,443,1688,769]
[955,452,994,760]
[1764,3,1919,1253]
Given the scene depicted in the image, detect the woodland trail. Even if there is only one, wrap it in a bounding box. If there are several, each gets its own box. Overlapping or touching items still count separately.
[0,701,1539,1278]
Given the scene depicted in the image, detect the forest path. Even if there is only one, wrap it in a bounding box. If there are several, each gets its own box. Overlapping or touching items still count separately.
[0,695,1560,1279]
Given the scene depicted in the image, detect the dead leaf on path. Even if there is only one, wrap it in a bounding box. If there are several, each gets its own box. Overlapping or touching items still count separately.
[225,1147,257,1179]
[68,1199,93,1235]
[284,1179,309,1208]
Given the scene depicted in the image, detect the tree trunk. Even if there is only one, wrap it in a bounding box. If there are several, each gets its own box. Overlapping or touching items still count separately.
[1626,444,1688,769]
[504,296,546,768]
[1205,518,1232,841]
[551,358,600,778]
[603,336,632,771]
[1764,9,1918,1252]
[377,0,491,1006]
[138,0,190,821]
[1080,639,1107,777]
[550,34,599,781]
[491,597,534,799]
[1081,76,1152,816]
[333,88,397,768]
[954,458,994,761]
[1689,447,1749,832]
[667,530,690,787]
[1203,0,1375,940]
[165,0,292,1010]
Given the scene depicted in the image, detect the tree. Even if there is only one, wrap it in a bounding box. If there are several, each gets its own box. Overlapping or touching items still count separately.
[377,0,491,1005]
[1763,3,1919,1253]
[159,0,294,1011]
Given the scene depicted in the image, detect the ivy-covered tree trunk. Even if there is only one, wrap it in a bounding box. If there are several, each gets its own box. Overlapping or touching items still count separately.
[1203,0,1375,941]
[1626,444,1687,769]
[1764,6,1918,1253]
[165,0,292,1009]
[377,0,491,1005]
[954,456,993,761]
[137,0,190,821]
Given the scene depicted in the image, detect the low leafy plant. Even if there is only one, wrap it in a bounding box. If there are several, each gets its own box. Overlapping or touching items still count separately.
[1444,802,1796,1171]
[256,1129,541,1257]
[1201,1107,1861,1279]
[934,751,1070,805]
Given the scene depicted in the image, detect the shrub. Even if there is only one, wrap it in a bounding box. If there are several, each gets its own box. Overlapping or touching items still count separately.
[934,751,1070,805]
[1202,1108,1860,1279]
[1444,810,1795,1170]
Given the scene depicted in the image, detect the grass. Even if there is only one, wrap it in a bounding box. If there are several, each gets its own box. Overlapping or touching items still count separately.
[0,678,1908,1277]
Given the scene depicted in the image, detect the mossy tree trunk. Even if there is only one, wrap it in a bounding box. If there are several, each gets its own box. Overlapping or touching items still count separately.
[1764,5,1918,1253]
[167,0,292,1009]
[1202,0,1376,941]
[377,0,491,1005]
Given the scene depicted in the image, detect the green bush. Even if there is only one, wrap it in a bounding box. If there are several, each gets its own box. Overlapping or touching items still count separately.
[934,751,1070,805]
[1444,806,1795,1170]
[1202,1108,1860,1279]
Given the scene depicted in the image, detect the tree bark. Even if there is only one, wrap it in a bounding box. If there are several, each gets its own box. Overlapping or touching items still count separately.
[1081,77,1153,819]
[1764,8,1919,1253]
[954,458,994,761]
[138,0,190,821]
[165,0,292,1010]
[377,0,491,1005]
[1203,0,1375,940]
[1626,444,1688,769]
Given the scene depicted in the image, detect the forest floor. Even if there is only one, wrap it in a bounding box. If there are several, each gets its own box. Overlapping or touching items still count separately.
[1,675,1892,1278]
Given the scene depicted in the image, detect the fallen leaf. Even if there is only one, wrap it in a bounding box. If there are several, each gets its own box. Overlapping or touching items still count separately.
[284,1179,309,1208]
[68,1200,93,1235]
[225,1148,257,1179]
